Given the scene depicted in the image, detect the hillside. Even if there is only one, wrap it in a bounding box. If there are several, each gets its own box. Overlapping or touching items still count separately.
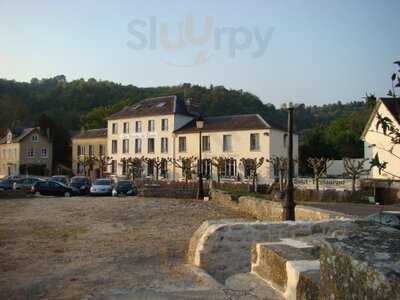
[0,75,374,169]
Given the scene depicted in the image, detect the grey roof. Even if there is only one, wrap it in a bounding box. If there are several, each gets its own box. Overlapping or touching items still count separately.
[174,114,282,133]
[72,128,108,139]
[107,95,197,120]
[0,127,39,144]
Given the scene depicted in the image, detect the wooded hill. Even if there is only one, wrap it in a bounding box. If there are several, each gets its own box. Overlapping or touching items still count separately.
[0,75,375,171]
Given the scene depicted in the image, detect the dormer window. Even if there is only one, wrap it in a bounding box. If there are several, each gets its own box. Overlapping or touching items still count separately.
[32,134,39,142]
[6,133,12,144]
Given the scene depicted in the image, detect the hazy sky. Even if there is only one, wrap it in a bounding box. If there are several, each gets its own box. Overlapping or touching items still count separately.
[1,0,399,106]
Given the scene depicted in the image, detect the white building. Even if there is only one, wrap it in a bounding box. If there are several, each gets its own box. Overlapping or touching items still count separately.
[106,95,298,184]
[362,97,400,179]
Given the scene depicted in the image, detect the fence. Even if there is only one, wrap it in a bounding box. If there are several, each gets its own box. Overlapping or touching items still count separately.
[294,177,360,191]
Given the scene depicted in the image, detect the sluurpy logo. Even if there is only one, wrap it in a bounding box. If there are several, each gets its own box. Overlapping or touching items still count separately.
[127,15,274,67]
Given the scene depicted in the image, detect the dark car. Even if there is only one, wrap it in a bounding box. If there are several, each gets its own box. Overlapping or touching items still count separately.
[32,180,79,197]
[49,175,69,185]
[112,180,135,196]
[15,177,44,191]
[70,176,91,195]
[0,179,14,190]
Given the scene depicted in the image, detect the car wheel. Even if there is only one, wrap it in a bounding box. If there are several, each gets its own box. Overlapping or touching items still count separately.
[64,192,71,197]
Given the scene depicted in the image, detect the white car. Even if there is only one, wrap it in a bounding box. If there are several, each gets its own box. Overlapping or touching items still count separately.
[90,179,114,196]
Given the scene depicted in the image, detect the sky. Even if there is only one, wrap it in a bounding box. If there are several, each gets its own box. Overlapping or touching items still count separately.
[0,0,399,106]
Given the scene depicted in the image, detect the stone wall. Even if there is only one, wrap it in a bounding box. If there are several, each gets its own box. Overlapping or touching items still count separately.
[211,189,351,221]
[320,221,400,299]
[187,219,355,282]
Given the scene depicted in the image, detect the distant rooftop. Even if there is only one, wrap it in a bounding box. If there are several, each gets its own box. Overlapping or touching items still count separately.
[0,127,40,144]
[107,95,198,120]
[174,114,285,133]
[72,128,107,139]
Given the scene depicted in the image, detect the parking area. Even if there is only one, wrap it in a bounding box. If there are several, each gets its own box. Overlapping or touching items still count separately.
[0,196,251,299]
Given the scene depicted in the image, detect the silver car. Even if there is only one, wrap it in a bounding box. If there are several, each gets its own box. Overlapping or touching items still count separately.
[90,179,114,196]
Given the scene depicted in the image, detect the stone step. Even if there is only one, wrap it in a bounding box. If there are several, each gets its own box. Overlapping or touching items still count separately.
[251,238,320,300]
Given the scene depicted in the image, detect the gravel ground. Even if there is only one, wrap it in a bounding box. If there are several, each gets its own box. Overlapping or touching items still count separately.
[0,196,252,300]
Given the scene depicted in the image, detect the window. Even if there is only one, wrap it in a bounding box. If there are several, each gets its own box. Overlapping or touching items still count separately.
[112,123,118,134]
[244,164,252,178]
[77,145,82,156]
[223,135,232,152]
[202,136,210,151]
[27,148,34,158]
[221,159,237,178]
[41,148,48,158]
[122,160,128,175]
[111,160,117,173]
[198,159,212,178]
[89,145,94,156]
[161,137,168,153]
[32,134,39,142]
[135,121,142,133]
[148,120,155,132]
[136,139,143,154]
[111,140,118,154]
[147,159,154,176]
[82,146,86,155]
[123,122,129,134]
[135,138,142,153]
[178,137,186,152]
[160,159,168,178]
[283,133,288,148]
[250,133,260,151]
[122,139,129,153]
[148,138,155,153]
[99,145,104,156]
[161,118,168,131]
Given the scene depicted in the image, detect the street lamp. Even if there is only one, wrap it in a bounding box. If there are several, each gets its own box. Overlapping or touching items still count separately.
[196,116,204,200]
[283,102,295,220]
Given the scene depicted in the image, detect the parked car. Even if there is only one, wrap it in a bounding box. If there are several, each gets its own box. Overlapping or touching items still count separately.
[32,180,79,197]
[49,175,69,185]
[15,177,44,191]
[366,211,400,229]
[112,180,135,196]
[69,176,91,195]
[90,179,114,196]
[0,178,17,190]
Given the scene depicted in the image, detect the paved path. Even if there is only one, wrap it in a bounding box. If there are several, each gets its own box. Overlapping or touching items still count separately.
[0,196,254,300]
[305,202,400,217]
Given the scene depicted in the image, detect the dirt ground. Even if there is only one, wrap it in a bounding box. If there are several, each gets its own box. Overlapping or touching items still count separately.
[0,196,251,300]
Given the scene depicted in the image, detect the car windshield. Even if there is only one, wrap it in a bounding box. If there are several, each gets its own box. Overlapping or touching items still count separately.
[94,179,112,186]
[51,176,65,181]
[71,177,86,183]
[118,181,132,187]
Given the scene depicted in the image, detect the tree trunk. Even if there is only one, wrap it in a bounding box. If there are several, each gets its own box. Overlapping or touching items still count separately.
[352,176,356,193]
[315,176,319,191]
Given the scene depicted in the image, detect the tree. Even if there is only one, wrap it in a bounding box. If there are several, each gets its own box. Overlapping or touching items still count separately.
[168,156,197,183]
[343,158,369,192]
[267,156,288,193]
[240,157,265,192]
[211,157,226,183]
[94,155,112,178]
[307,158,332,191]
[77,155,96,177]
[143,157,167,181]
[121,157,144,179]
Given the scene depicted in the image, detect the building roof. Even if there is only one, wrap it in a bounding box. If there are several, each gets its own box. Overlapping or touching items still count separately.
[380,98,400,124]
[0,127,39,144]
[361,97,400,139]
[72,128,107,139]
[107,95,196,120]
[174,114,284,133]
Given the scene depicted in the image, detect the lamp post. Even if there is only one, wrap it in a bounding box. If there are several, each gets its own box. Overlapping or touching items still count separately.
[283,102,295,220]
[196,116,204,200]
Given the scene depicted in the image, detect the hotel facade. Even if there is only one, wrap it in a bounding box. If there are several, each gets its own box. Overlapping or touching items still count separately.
[102,95,298,185]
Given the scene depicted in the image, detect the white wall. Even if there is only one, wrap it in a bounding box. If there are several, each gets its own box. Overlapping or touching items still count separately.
[363,103,400,179]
